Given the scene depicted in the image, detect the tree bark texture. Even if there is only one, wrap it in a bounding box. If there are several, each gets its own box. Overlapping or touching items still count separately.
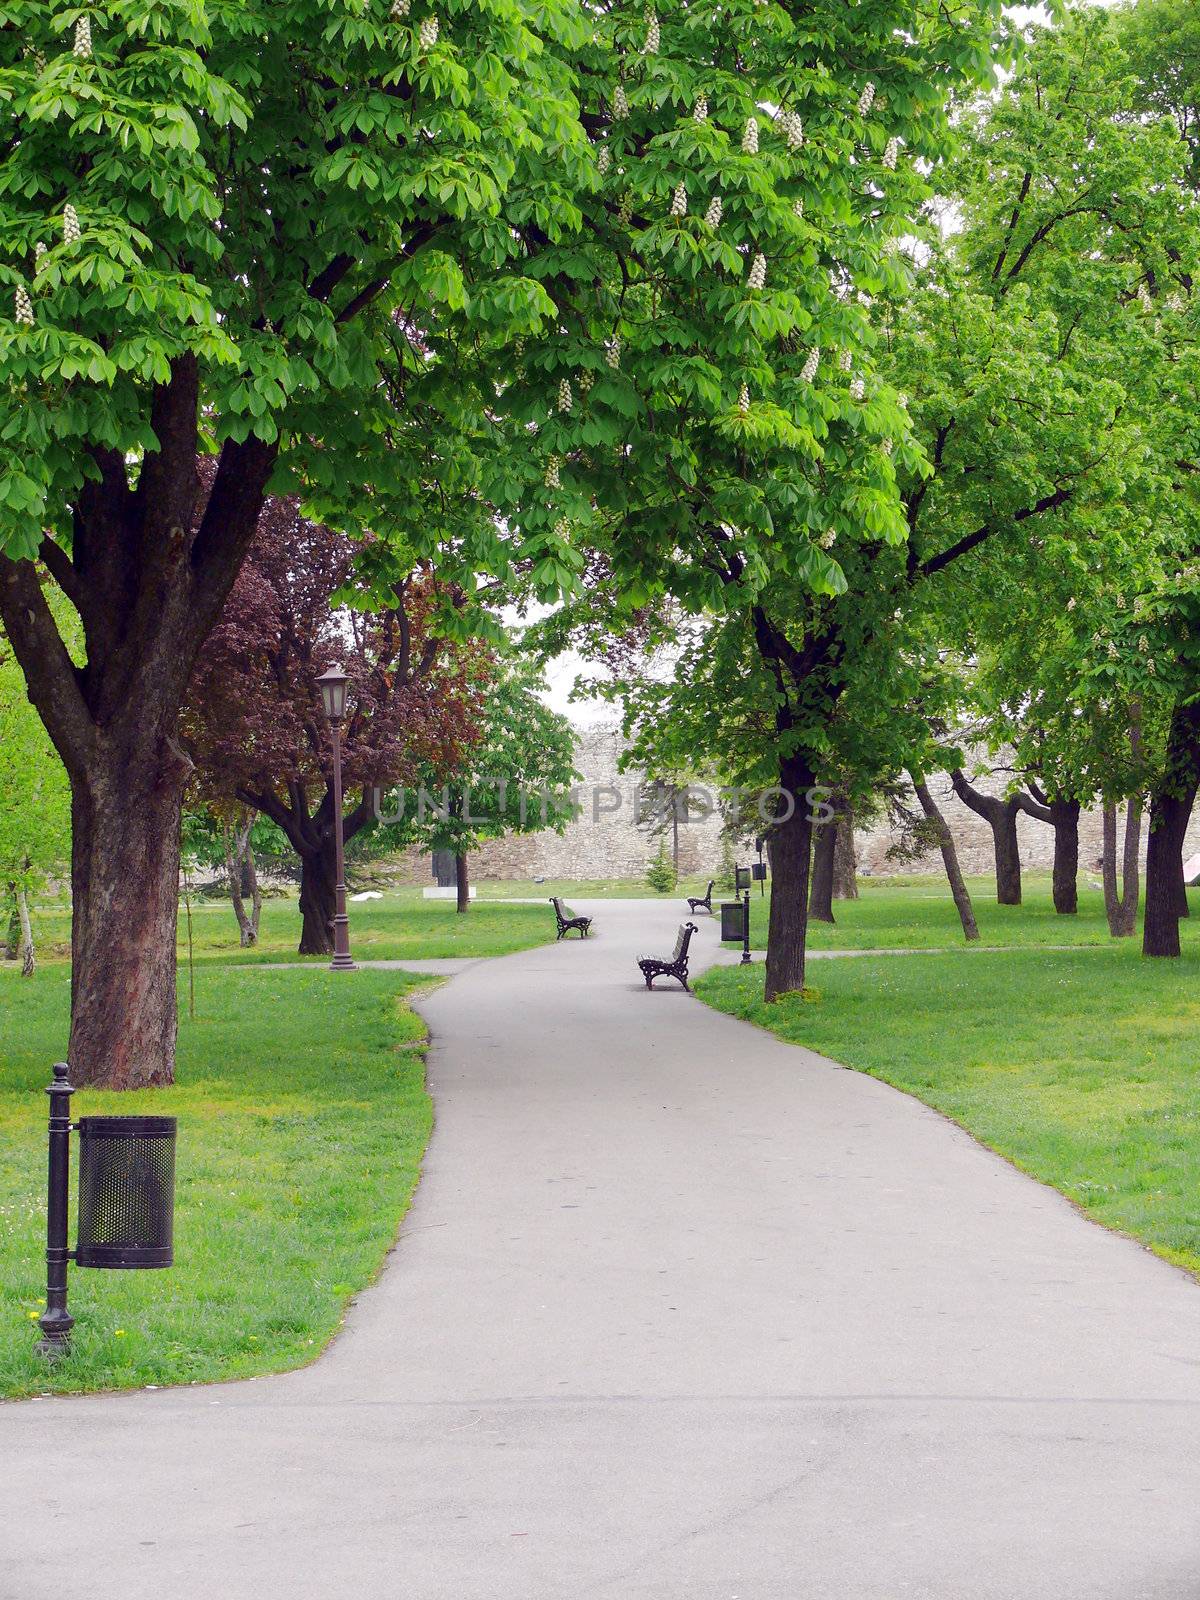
[808,819,836,924]
[1019,788,1081,915]
[16,884,34,977]
[1143,701,1200,959]
[832,797,858,900]
[223,813,262,947]
[764,758,815,1001]
[455,852,471,914]
[912,776,979,942]
[297,839,338,956]
[3,890,17,960]
[949,771,1022,904]
[0,371,277,1086]
[1102,802,1142,938]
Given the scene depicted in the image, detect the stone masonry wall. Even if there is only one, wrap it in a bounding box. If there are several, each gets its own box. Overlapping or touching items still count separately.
[394,719,1200,884]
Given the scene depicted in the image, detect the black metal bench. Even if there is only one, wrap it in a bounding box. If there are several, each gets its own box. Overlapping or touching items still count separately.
[551,896,592,939]
[686,880,715,915]
[638,922,698,991]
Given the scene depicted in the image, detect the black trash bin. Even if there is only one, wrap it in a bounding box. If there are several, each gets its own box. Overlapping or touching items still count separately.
[720,901,746,942]
[76,1116,176,1269]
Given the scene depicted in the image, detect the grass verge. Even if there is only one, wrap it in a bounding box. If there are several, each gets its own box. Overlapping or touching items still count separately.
[696,943,1200,1279]
[0,964,433,1400]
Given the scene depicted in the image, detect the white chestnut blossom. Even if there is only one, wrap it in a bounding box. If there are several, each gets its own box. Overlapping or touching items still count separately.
[1148,658,1157,675]
[545,456,561,488]
[554,516,570,540]
[838,349,852,372]
[747,252,766,290]
[74,16,93,58]
[391,0,410,14]
[737,383,750,415]
[642,11,660,53]
[616,193,632,226]
[1066,597,1076,611]
[63,204,81,245]
[850,376,865,400]
[578,370,594,395]
[418,14,438,48]
[782,111,803,150]
[857,81,875,116]
[1107,641,1119,660]
[670,182,687,218]
[1166,291,1185,313]
[882,136,900,170]
[693,96,708,123]
[557,378,573,413]
[613,84,629,120]
[34,242,47,271]
[793,197,804,219]
[880,437,893,457]
[14,284,34,326]
[1137,282,1152,311]
[704,195,723,228]
[1138,634,1149,652]
[597,147,611,175]
[819,529,837,549]
[605,335,621,369]
[742,117,758,155]
[856,290,872,307]
[801,347,819,383]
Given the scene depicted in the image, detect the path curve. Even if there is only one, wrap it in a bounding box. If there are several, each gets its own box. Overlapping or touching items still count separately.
[3,898,1200,1599]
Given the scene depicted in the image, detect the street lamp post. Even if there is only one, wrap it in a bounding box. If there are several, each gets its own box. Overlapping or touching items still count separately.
[317,665,357,973]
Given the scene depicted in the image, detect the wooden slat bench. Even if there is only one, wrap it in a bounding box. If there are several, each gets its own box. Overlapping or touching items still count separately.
[551,897,592,939]
[637,922,698,991]
[686,880,715,915]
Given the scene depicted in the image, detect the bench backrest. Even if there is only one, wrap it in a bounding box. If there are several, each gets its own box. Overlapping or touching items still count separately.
[551,896,566,918]
[673,923,697,963]
[704,880,715,898]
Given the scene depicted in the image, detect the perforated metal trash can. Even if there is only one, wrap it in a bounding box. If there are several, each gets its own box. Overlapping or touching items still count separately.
[75,1116,176,1269]
[720,901,746,941]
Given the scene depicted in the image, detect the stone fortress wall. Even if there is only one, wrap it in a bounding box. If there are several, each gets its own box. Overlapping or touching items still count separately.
[396,717,1200,884]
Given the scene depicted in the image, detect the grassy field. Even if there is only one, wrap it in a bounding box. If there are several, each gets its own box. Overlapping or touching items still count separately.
[724,876,1197,950]
[22,890,565,967]
[697,940,1200,1280]
[0,964,434,1399]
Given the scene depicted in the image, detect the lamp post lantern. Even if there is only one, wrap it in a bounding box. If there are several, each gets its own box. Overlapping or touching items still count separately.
[316,665,357,972]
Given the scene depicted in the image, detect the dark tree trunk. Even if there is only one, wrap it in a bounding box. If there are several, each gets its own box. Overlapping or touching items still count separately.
[455,852,471,913]
[832,798,858,900]
[808,819,836,924]
[0,372,277,1088]
[1143,701,1200,958]
[764,760,815,1001]
[1050,798,1080,915]
[68,754,187,1089]
[224,814,261,947]
[3,889,17,960]
[949,771,1022,905]
[298,840,338,955]
[912,776,979,941]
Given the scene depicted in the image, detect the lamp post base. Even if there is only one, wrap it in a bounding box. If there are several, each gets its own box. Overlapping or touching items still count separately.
[36,1307,73,1361]
[329,953,359,972]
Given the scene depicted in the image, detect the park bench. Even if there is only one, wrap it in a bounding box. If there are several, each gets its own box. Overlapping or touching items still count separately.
[638,922,698,991]
[551,896,592,940]
[686,880,715,915]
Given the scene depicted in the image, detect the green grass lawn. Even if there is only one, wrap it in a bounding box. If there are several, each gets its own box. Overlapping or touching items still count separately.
[697,943,1200,1279]
[724,875,1197,951]
[23,890,564,968]
[0,963,434,1399]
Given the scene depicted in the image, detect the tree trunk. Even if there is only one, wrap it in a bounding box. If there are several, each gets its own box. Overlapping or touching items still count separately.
[455,852,471,914]
[224,814,260,947]
[949,771,1022,905]
[832,798,858,900]
[1102,805,1122,936]
[298,840,337,955]
[912,776,979,942]
[1118,800,1142,938]
[808,819,836,924]
[1143,701,1200,958]
[3,889,17,960]
[68,763,186,1089]
[1050,798,1080,915]
[764,762,815,1001]
[16,884,35,976]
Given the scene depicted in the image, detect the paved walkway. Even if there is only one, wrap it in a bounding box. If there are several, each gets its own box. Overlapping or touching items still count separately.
[4,899,1200,1599]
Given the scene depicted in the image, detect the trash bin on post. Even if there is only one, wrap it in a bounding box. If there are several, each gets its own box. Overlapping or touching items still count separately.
[720,901,746,942]
[76,1116,176,1269]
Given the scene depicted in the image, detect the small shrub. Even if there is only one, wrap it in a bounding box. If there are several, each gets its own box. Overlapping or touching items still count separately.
[646,838,678,894]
